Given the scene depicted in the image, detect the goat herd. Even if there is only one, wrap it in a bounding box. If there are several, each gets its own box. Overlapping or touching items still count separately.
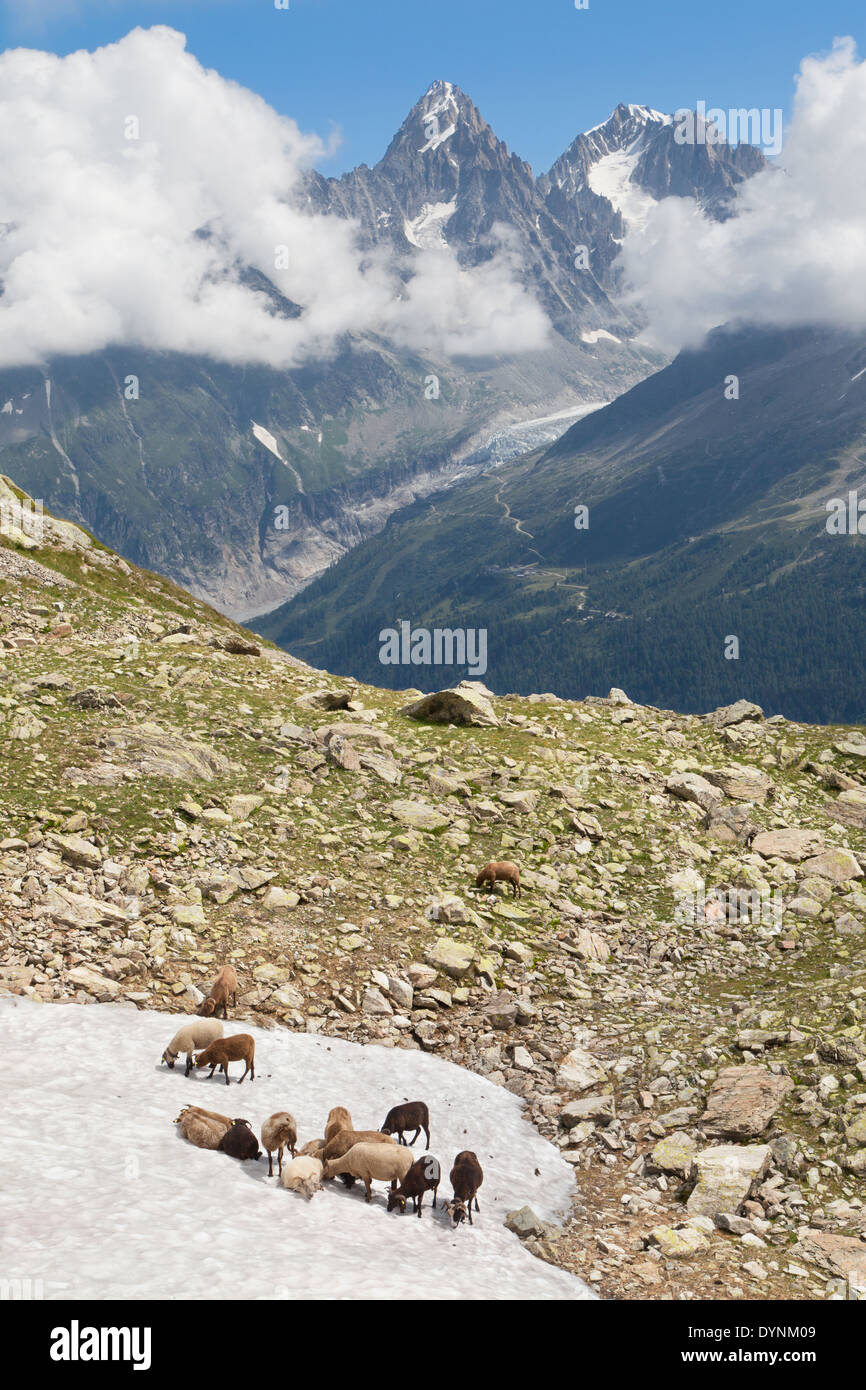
[161,966,484,1226]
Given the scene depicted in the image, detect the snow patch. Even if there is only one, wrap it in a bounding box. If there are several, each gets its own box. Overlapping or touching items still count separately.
[0,997,594,1302]
[251,420,286,463]
[587,148,659,230]
[403,200,457,251]
[580,329,622,345]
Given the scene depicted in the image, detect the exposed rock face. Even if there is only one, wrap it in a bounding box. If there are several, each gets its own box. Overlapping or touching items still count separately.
[95,724,234,782]
[701,1066,794,1140]
[400,682,499,728]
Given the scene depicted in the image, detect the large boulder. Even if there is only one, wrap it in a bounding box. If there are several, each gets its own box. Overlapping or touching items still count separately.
[711,700,764,729]
[665,771,722,811]
[650,1132,698,1178]
[687,1144,772,1219]
[703,765,774,802]
[752,828,825,863]
[388,800,450,832]
[400,682,499,728]
[701,1066,794,1139]
[801,849,862,883]
[498,789,539,814]
[703,803,758,845]
[556,1045,607,1093]
[423,938,476,979]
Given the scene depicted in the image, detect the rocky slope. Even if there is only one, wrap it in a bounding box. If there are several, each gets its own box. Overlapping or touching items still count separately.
[2,485,864,1300]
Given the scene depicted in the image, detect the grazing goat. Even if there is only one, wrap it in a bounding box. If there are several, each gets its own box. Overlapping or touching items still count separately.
[322,1129,397,1164]
[218,1118,260,1161]
[475,861,521,897]
[194,1033,255,1085]
[380,1100,430,1149]
[324,1142,414,1202]
[262,1111,298,1176]
[162,1018,224,1076]
[447,1151,484,1226]
[174,1104,232,1150]
[299,1138,325,1158]
[387,1155,441,1217]
[199,964,239,1019]
[324,1106,353,1144]
[280,1156,323,1200]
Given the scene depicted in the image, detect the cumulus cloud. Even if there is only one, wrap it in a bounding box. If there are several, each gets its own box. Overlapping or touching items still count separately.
[621,37,866,351]
[0,26,549,368]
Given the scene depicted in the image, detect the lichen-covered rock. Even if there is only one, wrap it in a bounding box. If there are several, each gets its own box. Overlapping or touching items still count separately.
[423,938,476,979]
[686,1144,772,1219]
[650,1132,698,1178]
[801,848,862,883]
[388,800,450,832]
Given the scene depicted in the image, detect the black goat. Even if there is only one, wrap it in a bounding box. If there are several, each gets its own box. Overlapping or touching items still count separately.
[380,1101,430,1149]
[447,1150,483,1226]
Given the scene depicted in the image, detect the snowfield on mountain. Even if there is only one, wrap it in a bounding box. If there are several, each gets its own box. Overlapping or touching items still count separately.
[0,996,595,1302]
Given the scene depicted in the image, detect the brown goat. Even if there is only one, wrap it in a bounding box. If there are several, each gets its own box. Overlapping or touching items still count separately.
[448,1150,484,1226]
[261,1111,298,1176]
[194,1033,255,1085]
[199,964,239,1019]
[174,1104,233,1150]
[387,1155,441,1217]
[380,1101,430,1149]
[475,861,521,897]
[322,1128,397,1164]
[174,1103,234,1127]
[324,1106,353,1144]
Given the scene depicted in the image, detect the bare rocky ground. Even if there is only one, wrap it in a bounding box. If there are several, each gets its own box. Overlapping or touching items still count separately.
[2,480,865,1301]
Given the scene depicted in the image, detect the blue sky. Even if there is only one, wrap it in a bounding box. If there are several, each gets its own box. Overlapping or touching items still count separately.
[1,0,864,175]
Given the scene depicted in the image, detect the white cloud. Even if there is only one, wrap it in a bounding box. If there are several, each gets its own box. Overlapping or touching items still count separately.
[0,26,549,368]
[621,37,866,351]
